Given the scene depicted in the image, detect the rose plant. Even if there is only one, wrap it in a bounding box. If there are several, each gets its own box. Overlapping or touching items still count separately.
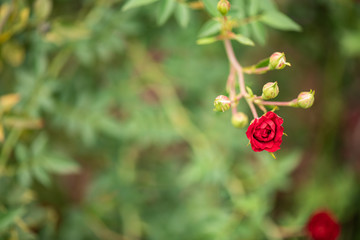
[210,1,315,157]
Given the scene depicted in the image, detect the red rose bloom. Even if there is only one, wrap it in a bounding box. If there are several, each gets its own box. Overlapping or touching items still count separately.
[245,111,284,152]
[306,211,340,240]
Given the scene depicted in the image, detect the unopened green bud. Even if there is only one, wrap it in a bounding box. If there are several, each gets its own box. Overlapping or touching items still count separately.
[269,52,291,70]
[214,95,231,112]
[231,112,249,128]
[262,82,279,100]
[217,0,230,16]
[297,90,315,109]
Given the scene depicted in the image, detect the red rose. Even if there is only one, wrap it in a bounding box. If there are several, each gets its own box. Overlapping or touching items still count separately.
[245,111,284,152]
[306,211,340,240]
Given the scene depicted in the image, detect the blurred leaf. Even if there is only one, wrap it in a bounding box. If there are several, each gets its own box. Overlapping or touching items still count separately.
[341,31,360,56]
[202,0,220,17]
[248,0,259,15]
[198,19,221,38]
[0,207,25,232]
[175,3,190,28]
[157,0,176,25]
[33,0,52,21]
[33,165,51,186]
[232,34,255,46]
[250,22,266,45]
[42,156,80,174]
[122,0,159,11]
[3,117,43,129]
[0,124,4,143]
[1,42,25,67]
[0,93,20,112]
[260,11,302,31]
[45,22,90,44]
[31,134,48,156]
[196,37,218,45]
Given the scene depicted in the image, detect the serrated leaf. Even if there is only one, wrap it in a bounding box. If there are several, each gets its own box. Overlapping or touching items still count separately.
[157,0,176,25]
[250,22,266,45]
[260,11,302,32]
[202,0,220,17]
[0,207,25,232]
[233,34,255,46]
[175,3,190,28]
[122,0,159,11]
[198,19,221,38]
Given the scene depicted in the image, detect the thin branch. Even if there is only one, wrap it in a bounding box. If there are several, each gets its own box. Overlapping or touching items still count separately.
[257,99,297,106]
[224,39,259,118]
[224,39,246,95]
[243,66,270,74]
[227,66,237,115]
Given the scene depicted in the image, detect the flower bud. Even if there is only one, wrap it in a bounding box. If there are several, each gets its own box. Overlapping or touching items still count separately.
[231,112,249,128]
[214,95,231,112]
[262,82,279,100]
[217,0,230,16]
[297,90,315,109]
[269,52,291,70]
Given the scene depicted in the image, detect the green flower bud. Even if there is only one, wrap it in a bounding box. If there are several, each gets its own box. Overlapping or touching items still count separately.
[269,52,291,70]
[262,82,279,100]
[217,0,230,16]
[214,95,231,112]
[231,112,249,128]
[297,90,315,109]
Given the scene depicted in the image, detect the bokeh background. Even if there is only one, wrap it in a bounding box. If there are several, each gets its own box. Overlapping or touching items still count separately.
[0,0,359,239]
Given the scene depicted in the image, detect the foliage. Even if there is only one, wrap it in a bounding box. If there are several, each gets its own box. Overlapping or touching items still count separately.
[0,0,359,239]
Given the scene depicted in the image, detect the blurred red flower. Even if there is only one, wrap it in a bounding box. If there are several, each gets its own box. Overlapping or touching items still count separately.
[306,210,340,240]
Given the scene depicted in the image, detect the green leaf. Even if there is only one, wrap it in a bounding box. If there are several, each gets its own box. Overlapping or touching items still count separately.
[196,37,218,45]
[31,134,48,156]
[198,19,221,38]
[15,144,28,162]
[174,3,190,28]
[232,34,255,46]
[250,22,266,45]
[157,0,176,25]
[33,165,51,186]
[0,207,25,232]
[122,0,159,11]
[246,86,254,97]
[202,0,220,17]
[42,156,80,174]
[260,11,302,32]
[248,0,259,15]
[255,58,270,68]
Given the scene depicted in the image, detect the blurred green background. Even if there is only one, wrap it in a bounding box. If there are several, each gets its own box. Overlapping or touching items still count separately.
[0,0,359,239]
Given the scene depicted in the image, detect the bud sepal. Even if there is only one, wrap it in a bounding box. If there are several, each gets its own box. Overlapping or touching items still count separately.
[262,82,279,100]
[269,52,291,70]
[214,95,231,112]
[297,90,315,109]
[217,0,230,16]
